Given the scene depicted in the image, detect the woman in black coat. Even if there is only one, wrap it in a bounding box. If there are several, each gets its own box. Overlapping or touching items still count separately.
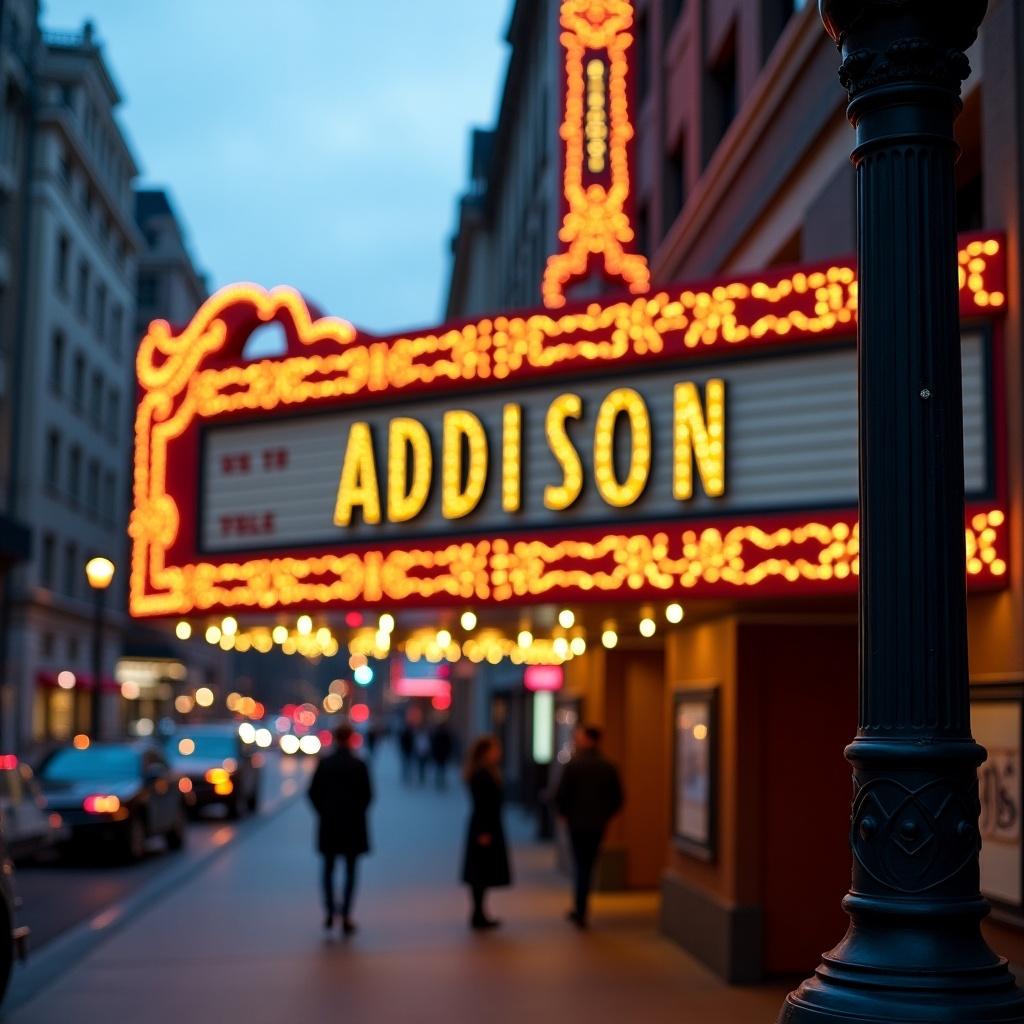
[307,723,373,935]
[461,735,511,929]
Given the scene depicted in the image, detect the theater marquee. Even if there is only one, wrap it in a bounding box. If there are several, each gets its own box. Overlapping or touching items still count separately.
[130,236,1008,617]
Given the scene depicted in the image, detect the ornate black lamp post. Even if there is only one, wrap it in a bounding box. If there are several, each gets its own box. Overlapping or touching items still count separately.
[781,2,1024,1021]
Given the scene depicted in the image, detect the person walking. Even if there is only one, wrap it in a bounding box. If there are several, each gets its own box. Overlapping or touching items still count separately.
[398,719,416,784]
[461,735,511,930]
[430,718,455,789]
[307,722,373,935]
[554,725,623,929]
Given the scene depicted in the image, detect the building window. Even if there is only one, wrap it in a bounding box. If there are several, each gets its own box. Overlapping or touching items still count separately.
[102,469,116,524]
[67,634,79,662]
[637,10,651,104]
[90,371,103,427]
[664,0,685,41]
[111,305,123,356]
[55,232,70,292]
[49,330,65,394]
[94,282,106,338]
[662,132,686,238]
[107,390,120,440]
[44,430,61,491]
[86,459,99,517]
[762,0,807,60]
[71,353,85,413]
[636,202,650,260]
[137,272,158,309]
[702,26,738,167]
[68,445,81,505]
[76,259,89,319]
[41,631,55,659]
[63,542,77,599]
[41,533,56,588]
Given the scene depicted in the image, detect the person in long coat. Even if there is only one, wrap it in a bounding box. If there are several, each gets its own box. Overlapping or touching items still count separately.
[308,722,373,935]
[461,735,511,929]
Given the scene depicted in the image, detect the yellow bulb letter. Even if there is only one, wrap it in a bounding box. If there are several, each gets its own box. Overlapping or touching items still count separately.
[387,417,432,523]
[544,393,583,511]
[673,379,726,499]
[593,388,651,508]
[442,410,488,519]
[334,422,381,526]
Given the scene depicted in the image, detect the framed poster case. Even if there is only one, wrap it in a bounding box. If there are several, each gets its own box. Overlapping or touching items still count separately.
[972,684,1024,918]
[672,687,718,862]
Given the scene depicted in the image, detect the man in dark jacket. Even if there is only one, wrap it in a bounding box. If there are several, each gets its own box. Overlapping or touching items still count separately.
[308,722,373,935]
[554,725,624,928]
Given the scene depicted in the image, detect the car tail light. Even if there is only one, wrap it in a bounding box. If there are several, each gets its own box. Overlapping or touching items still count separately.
[178,778,193,794]
[204,768,230,785]
[214,781,234,796]
[0,755,17,770]
[83,794,121,814]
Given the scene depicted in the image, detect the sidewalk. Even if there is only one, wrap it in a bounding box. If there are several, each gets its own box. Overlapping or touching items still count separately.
[7,746,788,1023]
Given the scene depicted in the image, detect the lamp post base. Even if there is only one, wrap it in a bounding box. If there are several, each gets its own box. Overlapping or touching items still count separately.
[782,953,1024,1022]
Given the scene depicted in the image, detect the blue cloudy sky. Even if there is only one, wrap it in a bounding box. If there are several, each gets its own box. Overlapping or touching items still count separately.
[42,0,509,333]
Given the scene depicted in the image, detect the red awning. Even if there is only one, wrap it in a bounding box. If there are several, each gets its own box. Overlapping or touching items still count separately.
[36,671,121,694]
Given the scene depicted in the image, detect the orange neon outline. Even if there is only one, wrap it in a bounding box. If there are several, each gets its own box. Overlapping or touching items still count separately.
[129,239,1007,618]
[542,0,650,308]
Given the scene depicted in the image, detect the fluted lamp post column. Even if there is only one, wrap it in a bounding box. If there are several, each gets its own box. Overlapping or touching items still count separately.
[781,2,1024,1021]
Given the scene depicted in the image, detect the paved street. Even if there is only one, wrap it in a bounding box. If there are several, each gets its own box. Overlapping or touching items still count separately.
[5,745,787,1023]
[15,753,307,951]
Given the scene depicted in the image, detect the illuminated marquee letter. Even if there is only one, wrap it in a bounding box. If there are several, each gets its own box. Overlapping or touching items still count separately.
[673,379,726,499]
[442,410,488,519]
[502,403,522,513]
[544,393,584,511]
[387,417,432,523]
[593,387,651,508]
[334,421,381,526]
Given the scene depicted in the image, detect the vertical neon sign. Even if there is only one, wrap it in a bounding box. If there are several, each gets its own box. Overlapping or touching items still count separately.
[543,0,650,308]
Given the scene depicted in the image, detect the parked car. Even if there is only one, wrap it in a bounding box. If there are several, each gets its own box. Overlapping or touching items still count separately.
[37,740,186,861]
[0,755,67,862]
[164,724,261,819]
[0,832,28,1006]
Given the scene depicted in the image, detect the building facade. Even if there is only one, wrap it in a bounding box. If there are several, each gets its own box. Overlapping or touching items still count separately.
[0,1,37,738]
[6,22,140,748]
[445,0,1024,982]
[120,187,222,728]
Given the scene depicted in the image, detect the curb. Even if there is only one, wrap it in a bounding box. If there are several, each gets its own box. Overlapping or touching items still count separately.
[2,777,306,1018]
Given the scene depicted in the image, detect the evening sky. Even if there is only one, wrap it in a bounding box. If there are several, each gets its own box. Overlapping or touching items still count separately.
[42,0,509,333]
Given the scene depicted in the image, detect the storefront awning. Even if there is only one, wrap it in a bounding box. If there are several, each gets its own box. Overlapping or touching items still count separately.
[36,671,121,693]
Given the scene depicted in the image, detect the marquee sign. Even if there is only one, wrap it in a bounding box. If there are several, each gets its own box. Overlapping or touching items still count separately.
[129,0,1010,618]
[129,236,1008,617]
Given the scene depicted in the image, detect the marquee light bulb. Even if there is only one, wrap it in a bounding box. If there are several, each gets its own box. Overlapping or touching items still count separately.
[460,610,477,631]
[558,609,575,629]
[601,629,618,649]
[379,613,395,634]
[175,621,192,641]
[436,629,452,649]
[518,630,534,649]
[205,625,221,645]
[666,603,684,624]
[272,625,288,645]
[221,615,238,637]
[297,615,313,636]
[639,617,656,638]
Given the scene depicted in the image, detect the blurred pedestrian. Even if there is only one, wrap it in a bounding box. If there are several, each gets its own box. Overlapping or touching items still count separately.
[461,735,510,930]
[430,719,455,789]
[414,727,431,785]
[398,720,416,784]
[554,725,623,929]
[307,722,373,936]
